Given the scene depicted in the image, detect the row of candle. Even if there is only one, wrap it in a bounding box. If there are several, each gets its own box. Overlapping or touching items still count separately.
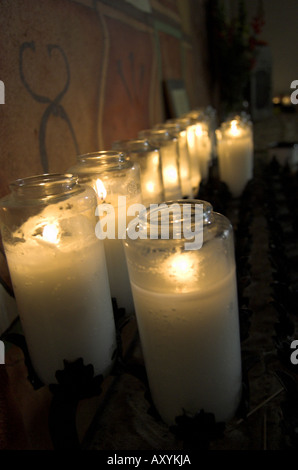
[111,109,254,201]
[0,107,248,426]
[112,107,216,204]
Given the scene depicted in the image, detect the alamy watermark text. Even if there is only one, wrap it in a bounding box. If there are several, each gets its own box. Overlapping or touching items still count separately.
[0,340,4,364]
[95,199,203,250]
[0,81,4,104]
[290,80,298,104]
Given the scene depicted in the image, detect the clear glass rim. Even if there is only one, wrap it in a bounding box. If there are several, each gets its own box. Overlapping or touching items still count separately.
[138,128,173,141]
[174,117,192,126]
[124,139,159,152]
[126,199,214,242]
[140,199,212,225]
[111,140,132,150]
[76,151,133,171]
[164,121,184,131]
[10,173,78,194]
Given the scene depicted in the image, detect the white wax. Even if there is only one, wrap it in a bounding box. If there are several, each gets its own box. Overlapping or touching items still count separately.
[138,152,164,205]
[104,236,135,315]
[5,207,116,385]
[185,125,202,191]
[100,196,141,316]
[129,256,242,424]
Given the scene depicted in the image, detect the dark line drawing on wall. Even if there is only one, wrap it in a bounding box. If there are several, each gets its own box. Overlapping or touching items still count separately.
[19,42,80,172]
[117,52,145,105]
[129,52,136,99]
[138,64,145,103]
[117,59,132,102]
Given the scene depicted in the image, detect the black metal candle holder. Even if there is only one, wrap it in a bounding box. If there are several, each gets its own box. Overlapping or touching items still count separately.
[2,297,130,450]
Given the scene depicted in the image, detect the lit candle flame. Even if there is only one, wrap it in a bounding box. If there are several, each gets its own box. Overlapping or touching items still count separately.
[42,223,60,244]
[169,254,195,281]
[181,168,188,179]
[146,181,155,193]
[187,127,196,149]
[152,155,159,166]
[196,124,203,137]
[165,166,178,184]
[230,120,241,137]
[281,95,291,106]
[94,179,107,201]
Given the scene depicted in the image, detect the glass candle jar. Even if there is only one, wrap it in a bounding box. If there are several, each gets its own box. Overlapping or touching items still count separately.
[216,117,254,197]
[138,129,182,201]
[113,139,165,206]
[205,106,218,159]
[190,118,212,182]
[0,174,117,384]
[175,117,202,194]
[123,200,242,425]
[156,122,193,199]
[187,106,218,159]
[68,151,142,316]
